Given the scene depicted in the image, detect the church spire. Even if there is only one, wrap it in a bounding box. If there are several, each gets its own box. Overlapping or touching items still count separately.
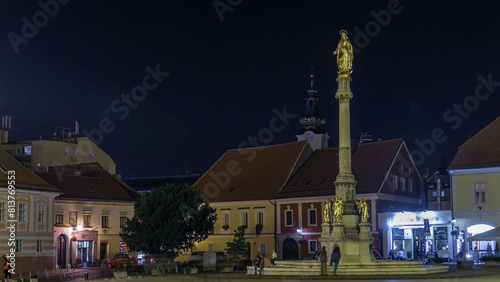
[299,67,326,134]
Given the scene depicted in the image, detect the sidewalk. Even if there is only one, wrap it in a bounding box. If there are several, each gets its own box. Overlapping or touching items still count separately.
[16,264,498,281]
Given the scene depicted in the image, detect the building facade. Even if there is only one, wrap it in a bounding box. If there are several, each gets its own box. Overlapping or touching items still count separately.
[37,163,139,268]
[0,148,61,273]
[449,116,500,261]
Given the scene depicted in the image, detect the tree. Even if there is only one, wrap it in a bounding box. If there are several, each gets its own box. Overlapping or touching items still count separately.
[225,225,247,259]
[120,184,216,260]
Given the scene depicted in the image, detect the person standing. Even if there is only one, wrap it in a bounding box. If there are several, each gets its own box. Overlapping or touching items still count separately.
[271,250,278,265]
[3,254,11,282]
[319,246,328,275]
[330,245,341,276]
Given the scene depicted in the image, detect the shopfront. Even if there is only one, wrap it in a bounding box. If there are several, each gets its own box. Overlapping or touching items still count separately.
[379,210,453,260]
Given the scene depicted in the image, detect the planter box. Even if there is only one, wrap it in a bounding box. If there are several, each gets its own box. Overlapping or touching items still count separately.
[113,271,128,278]
[184,267,198,274]
[30,278,38,282]
[221,266,234,273]
[457,261,473,268]
[485,261,499,267]
[151,269,165,276]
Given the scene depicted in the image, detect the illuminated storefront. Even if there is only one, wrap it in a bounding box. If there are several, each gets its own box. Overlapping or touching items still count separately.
[54,225,98,268]
[379,210,453,260]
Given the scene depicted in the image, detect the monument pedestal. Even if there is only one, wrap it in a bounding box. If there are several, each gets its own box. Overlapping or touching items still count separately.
[322,221,374,264]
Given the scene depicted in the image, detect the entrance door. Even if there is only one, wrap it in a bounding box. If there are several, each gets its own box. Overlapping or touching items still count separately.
[246,243,251,260]
[100,243,108,259]
[413,228,426,259]
[282,238,299,260]
[56,235,67,269]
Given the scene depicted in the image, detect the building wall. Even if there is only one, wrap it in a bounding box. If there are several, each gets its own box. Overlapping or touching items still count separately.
[185,201,276,262]
[3,137,116,174]
[53,200,134,267]
[0,190,58,274]
[450,167,500,251]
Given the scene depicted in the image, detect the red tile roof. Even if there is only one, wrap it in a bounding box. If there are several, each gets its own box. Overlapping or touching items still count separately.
[449,116,500,170]
[195,141,312,202]
[0,147,59,192]
[37,163,139,202]
[277,139,403,198]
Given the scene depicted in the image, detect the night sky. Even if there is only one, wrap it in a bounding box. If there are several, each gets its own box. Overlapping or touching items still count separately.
[1,0,499,177]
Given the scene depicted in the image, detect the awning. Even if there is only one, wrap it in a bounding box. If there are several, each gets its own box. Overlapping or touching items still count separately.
[467,227,500,242]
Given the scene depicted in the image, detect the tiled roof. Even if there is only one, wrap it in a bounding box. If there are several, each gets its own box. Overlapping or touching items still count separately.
[449,116,500,170]
[37,163,139,202]
[0,147,59,192]
[195,141,311,202]
[277,139,403,198]
[124,173,202,192]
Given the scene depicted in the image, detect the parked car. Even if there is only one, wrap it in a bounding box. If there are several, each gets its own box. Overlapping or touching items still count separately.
[189,251,205,262]
[107,254,133,268]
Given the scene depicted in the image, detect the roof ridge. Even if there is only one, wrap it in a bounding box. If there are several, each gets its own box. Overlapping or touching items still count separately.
[457,116,500,150]
[228,140,308,152]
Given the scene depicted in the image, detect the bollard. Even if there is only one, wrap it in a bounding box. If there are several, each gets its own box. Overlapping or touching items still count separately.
[100,269,104,277]
[29,271,31,278]
[81,270,83,278]
[63,272,66,278]
[60,273,62,280]
[71,271,74,279]
[38,270,40,277]
[84,271,89,281]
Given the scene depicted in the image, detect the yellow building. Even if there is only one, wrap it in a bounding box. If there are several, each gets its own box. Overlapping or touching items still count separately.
[0,147,61,274]
[2,136,116,175]
[188,141,312,261]
[449,116,500,260]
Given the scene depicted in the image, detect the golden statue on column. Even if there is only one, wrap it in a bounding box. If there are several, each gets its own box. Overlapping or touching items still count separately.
[323,199,332,224]
[333,197,344,223]
[358,198,369,223]
[333,30,353,77]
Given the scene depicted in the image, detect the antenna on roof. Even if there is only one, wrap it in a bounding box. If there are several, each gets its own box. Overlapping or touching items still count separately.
[75,120,79,136]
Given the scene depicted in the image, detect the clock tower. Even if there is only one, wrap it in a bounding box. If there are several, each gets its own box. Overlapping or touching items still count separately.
[296,68,329,150]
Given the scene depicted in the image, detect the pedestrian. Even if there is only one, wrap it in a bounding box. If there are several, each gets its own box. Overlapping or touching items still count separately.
[254,253,262,274]
[330,245,341,276]
[271,250,278,265]
[3,254,11,282]
[319,246,327,275]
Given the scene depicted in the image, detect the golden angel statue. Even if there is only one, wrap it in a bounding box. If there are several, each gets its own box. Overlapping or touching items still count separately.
[333,30,353,76]
[358,198,369,223]
[333,197,344,223]
[323,199,333,224]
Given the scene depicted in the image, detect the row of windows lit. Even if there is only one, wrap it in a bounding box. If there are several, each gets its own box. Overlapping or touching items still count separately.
[11,239,44,253]
[393,176,413,192]
[15,146,95,158]
[221,211,264,229]
[55,212,127,229]
[284,209,317,226]
[0,203,46,223]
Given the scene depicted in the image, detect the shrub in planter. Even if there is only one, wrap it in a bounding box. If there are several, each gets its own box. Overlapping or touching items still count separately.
[255,224,263,235]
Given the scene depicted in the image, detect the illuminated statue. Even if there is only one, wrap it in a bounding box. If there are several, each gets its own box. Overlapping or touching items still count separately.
[323,199,333,224]
[358,198,369,223]
[333,197,344,223]
[333,30,353,76]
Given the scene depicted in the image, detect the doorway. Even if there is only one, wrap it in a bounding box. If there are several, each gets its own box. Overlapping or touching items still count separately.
[282,238,299,260]
[56,234,67,269]
[100,242,108,260]
[413,228,425,260]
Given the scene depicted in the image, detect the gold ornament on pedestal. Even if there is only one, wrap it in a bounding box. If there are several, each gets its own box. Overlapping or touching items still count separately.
[333,197,344,223]
[333,30,353,77]
[323,199,333,224]
[358,198,369,223]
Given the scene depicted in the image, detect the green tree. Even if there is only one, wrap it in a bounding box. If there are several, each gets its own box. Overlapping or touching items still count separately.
[120,184,216,260]
[225,225,247,259]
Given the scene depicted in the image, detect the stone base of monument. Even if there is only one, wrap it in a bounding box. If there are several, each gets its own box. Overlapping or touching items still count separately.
[247,260,449,275]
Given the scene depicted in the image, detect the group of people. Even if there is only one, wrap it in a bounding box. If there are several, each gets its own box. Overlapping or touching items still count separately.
[319,245,341,276]
[254,250,278,274]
